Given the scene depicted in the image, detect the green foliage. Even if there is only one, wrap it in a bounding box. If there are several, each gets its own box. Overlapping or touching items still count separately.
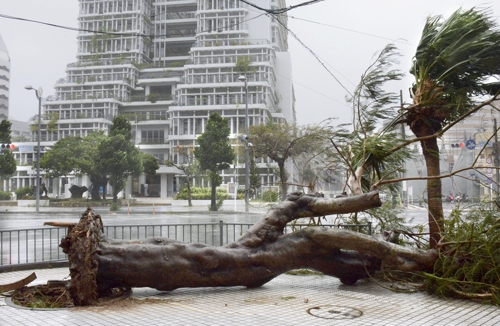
[422,206,500,305]
[99,139,141,202]
[174,187,229,200]
[109,202,121,211]
[15,186,33,199]
[109,114,133,140]
[194,113,234,210]
[0,120,16,179]
[0,190,11,200]
[147,93,159,103]
[195,113,234,173]
[336,44,408,195]
[0,120,12,143]
[410,7,500,124]
[234,55,254,75]
[249,122,327,196]
[141,153,159,176]
[261,189,279,202]
[40,136,85,178]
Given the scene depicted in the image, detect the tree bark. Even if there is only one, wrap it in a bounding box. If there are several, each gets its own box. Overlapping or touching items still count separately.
[411,120,444,249]
[60,191,438,306]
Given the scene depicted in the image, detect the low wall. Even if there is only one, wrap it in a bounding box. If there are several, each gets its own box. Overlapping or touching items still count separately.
[17,200,50,207]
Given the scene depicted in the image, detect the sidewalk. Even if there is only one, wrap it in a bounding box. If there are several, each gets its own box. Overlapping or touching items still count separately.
[0,198,272,215]
[1,267,498,326]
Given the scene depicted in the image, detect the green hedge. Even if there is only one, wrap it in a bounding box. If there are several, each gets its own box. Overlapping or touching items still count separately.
[261,189,279,202]
[174,187,229,200]
[15,186,34,199]
[0,190,11,200]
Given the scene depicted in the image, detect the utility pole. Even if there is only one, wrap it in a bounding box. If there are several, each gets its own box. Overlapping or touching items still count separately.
[494,118,500,205]
[400,90,406,207]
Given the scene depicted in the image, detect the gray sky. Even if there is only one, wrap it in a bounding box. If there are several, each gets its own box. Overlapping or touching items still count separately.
[1,0,499,126]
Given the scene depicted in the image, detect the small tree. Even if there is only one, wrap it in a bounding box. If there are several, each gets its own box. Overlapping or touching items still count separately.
[40,136,83,179]
[249,122,326,197]
[166,145,200,207]
[0,120,16,182]
[99,115,143,202]
[194,113,234,211]
[78,132,108,200]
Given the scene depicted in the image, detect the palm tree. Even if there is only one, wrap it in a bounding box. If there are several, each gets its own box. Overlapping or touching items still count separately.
[401,7,500,248]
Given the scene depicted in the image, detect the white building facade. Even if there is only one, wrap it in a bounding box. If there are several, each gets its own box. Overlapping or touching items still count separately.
[9,0,295,199]
[0,34,10,121]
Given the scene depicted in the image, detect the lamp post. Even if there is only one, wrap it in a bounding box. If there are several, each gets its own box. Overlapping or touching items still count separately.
[238,75,249,212]
[25,85,43,212]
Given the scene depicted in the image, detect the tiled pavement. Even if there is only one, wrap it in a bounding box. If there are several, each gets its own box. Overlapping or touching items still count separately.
[1,268,499,325]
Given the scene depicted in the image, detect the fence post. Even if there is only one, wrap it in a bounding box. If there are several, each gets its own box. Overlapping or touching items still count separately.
[367,222,372,235]
[219,220,224,246]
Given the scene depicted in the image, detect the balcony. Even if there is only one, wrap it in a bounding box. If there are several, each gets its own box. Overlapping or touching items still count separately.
[124,112,169,122]
[129,94,172,103]
[139,138,166,145]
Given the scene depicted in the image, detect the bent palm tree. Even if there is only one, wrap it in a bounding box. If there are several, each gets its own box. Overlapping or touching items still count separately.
[401,7,500,248]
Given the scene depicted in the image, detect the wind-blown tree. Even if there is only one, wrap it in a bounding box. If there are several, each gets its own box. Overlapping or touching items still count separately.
[40,132,108,200]
[249,122,327,198]
[0,120,16,180]
[39,136,84,179]
[141,152,160,178]
[165,145,200,207]
[77,132,108,200]
[99,115,143,202]
[194,113,234,211]
[397,7,500,248]
[326,44,411,235]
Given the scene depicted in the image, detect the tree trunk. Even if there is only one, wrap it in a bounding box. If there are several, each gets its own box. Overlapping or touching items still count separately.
[421,136,444,248]
[187,180,193,207]
[412,121,444,249]
[60,191,438,306]
[90,176,107,201]
[277,160,287,199]
[210,182,217,211]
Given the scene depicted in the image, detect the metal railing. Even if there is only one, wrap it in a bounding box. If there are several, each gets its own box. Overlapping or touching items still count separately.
[0,222,371,266]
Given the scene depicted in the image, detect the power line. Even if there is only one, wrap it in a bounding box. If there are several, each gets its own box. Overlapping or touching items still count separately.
[0,12,265,40]
[288,15,414,46]
[0,13,147,37]
[276,71,351,108]
[269,13,353,97]
[239,0,324,14]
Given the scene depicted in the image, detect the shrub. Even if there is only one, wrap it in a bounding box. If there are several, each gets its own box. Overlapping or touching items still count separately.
[147,93,159,103]
[174,187,229,200]
[16,186,34,199]
[0,190,11,200]
[422,206,500,305]
[110,202,120,211]
[261,189,279,202]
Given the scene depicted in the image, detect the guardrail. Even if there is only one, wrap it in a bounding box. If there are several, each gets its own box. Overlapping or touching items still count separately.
[0,222,371,266]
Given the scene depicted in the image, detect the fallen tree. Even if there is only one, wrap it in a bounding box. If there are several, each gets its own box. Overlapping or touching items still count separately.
[57,191,439,306]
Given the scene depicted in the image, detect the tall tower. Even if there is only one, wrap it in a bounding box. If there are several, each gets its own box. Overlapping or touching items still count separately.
[0,34,10,121]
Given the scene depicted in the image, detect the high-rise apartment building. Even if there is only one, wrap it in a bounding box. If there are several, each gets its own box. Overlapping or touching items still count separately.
[0,34,10,121]
[14,0,295,198]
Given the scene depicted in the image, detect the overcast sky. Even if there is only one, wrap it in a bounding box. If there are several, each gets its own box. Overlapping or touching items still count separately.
[1,0,499,126]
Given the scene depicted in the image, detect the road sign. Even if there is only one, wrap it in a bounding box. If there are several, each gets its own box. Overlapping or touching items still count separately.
[487,178,493,184]
[486,157,493,165]
[466,139,476,150]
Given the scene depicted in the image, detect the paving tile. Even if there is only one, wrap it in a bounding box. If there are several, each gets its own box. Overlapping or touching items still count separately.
[1,267,499,325]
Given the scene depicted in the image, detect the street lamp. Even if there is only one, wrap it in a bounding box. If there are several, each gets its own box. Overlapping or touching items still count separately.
[25,85,43,212]
[238,75,249,212]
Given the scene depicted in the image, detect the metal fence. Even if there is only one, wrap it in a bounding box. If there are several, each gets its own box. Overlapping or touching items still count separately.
[0,222,371,266]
